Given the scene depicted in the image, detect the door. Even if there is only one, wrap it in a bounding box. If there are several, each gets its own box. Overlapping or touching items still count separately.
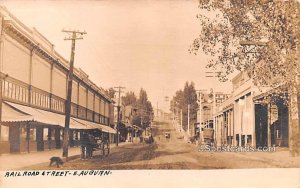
[9,125,20,153]
[36,127,44,151]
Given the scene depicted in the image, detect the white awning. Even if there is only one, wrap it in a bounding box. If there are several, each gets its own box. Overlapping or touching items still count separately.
[102,125,117,134]
[71,118,102,131]
[73,118,116,134]
[2,102,33,122]
[5,102,92,129]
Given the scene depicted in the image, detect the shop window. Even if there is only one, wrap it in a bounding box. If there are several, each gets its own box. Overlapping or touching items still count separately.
[30,129,36,141]
[0,125,9,141]
[20,127,27,139]
[241,135,245,146]
[276,129,281,139]
[50,129,55,140]
[247,135,252,145]
[236,134,240,146]
[77,132,80,140]
[43,128,49,141]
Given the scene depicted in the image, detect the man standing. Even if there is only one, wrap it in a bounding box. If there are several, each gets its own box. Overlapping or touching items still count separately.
[80,132,89,159]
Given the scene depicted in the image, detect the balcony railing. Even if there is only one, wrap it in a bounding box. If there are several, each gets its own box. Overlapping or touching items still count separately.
[0,73,110,125]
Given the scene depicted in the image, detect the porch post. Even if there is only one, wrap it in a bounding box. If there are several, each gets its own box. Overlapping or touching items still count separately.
[26,122,30,153]
[268,103,272,147]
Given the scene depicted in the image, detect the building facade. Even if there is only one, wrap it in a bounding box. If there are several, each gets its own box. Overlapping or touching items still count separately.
[212,71,290,148]
[0,7,115,154]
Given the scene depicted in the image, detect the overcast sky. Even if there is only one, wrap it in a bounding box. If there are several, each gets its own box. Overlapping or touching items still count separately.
[1,0,232,111]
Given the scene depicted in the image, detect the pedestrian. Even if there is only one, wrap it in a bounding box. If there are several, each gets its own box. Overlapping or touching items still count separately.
[87,133,96,158]
[80,132,89,159]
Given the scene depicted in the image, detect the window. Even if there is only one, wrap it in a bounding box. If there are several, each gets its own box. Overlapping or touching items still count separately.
[43,128,49,141]
[0,125,9,141]
[30,129,36,141]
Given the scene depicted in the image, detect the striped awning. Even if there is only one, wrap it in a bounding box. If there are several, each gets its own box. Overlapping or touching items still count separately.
[2,102,33,122]
[3,102,93,130]
[73,118,116,134]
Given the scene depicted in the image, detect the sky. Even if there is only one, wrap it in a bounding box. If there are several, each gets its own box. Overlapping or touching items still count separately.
[1,0,232,111]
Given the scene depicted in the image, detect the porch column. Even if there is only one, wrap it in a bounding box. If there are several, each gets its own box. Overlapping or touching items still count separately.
[26,122,30,153]
[268,103,272,147]
[48,127,52,150]
[252,102,256,147]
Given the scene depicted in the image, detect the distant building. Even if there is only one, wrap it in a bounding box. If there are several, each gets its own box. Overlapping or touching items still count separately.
[113,99,143,142]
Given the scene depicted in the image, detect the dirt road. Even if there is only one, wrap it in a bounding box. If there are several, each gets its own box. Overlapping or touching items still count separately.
[24,121,300,170]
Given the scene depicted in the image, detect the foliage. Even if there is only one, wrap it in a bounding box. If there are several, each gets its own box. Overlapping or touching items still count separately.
[121,91,138,107]
[190,0,300,155]
[121,89,153,129]
[135,88,154,129]
[190,0,300,90]
[106,87,116,99]
[171,81,199,131]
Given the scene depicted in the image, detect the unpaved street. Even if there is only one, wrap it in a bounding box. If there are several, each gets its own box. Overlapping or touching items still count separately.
[24,121,300,170]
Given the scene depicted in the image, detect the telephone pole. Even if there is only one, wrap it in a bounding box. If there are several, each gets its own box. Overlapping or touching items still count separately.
[62,29,86,158]
[114,86,125,146]
[188,104,190,135]
[196,89,207,142]
[156,101,158,117]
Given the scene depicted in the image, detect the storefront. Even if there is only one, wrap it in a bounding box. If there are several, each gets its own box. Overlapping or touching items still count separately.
[254,97,289,148]
[0,101,108,154]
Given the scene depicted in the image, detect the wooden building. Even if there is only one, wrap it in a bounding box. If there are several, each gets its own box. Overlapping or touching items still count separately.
[0,6,116,154]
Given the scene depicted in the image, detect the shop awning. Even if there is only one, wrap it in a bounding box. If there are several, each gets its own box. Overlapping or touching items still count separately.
[71,118,102,131]
[102,125,117,134]
[74,118,116,134]
[4,102,93,130]
[2,102,33,122]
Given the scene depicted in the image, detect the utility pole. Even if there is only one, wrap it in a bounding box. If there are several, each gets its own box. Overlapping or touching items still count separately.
[180,109,183,132]
[164,96,169,120]
[196,90,207,123]
[114,86,125,146]
[188,104,190,135]
[196,89,207,143]
[141,109,144,135]
[156,101,158,117]
[62,29,86,158]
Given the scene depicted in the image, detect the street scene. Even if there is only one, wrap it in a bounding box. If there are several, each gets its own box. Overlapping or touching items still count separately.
[18,119,299,170]
[0,1,299,186]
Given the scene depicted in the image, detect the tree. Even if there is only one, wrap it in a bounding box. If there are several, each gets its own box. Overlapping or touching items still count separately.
[121,91,137,107]
[136,88,154,129]
[190,0,299,155]
[106,87,116,99]
[171,82,198,131]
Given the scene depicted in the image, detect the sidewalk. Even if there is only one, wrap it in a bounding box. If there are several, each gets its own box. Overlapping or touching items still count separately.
[0,142,131,171]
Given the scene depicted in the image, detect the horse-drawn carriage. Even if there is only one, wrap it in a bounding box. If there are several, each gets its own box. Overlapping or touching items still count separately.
[81,133,110,159]
[201,128,215,146]
[92,136,110,156]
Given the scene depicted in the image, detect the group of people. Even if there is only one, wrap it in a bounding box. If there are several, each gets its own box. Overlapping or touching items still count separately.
[80,132,96,159]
